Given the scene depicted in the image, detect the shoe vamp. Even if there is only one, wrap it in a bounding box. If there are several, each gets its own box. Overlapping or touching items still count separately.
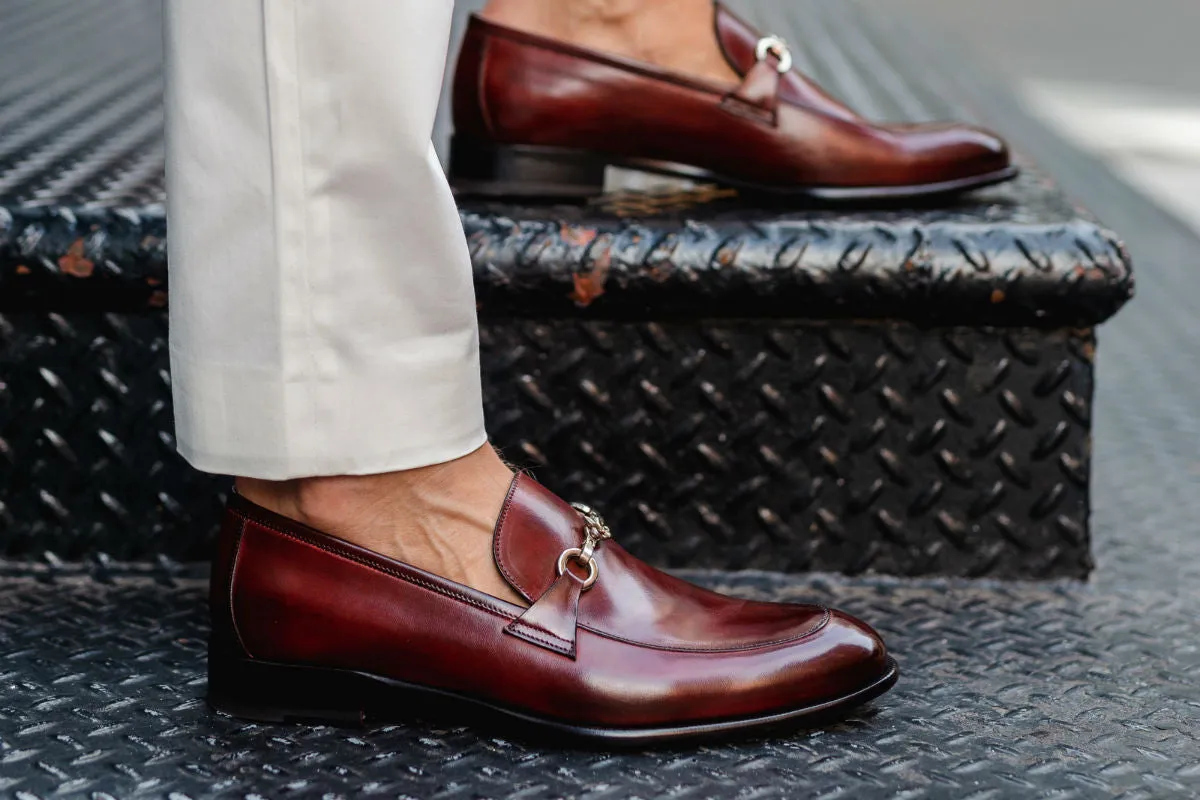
[577,544,829,652]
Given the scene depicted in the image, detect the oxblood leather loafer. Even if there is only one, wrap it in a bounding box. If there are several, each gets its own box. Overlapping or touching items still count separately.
[208,474,898,744]
[450,3,1016,201]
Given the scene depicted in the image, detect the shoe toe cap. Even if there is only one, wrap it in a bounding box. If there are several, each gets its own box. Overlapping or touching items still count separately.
[767,606,893,708]
[893,121,1013,180]
[819,608,891,689]
[959,124,1012,172]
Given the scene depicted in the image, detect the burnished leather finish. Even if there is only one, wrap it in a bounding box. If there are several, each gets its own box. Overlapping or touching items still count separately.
[208,474,897,741]
[450,4,1015,199]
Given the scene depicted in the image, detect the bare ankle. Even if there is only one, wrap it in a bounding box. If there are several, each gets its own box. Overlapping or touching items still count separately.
[484,0,649,28]
[234,446,524,605]
[481,0,737,85]
[235,474,368,531]
[236,476,305,521]
[238,447,510,530]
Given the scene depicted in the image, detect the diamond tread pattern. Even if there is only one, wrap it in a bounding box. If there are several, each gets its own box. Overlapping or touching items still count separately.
[0,574,1197,799]
[0,312,1097,578]
[483,320,1097,578]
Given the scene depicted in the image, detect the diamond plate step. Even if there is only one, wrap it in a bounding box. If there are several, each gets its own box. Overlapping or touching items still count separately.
[1,572,1197,799]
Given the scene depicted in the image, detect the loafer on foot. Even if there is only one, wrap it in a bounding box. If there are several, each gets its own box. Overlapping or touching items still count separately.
[208,474,897,744]
[449,4,1015,201]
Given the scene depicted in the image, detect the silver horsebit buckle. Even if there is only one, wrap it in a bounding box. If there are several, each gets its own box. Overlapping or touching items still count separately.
[755,35,793,74]
[556,503,613,591]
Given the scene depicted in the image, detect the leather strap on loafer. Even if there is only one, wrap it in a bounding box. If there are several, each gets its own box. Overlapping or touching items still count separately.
[720,35,790,124]
[504,501,613,657]
[505,569,588,657]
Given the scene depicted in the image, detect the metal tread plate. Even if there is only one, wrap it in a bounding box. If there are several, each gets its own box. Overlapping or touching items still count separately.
[0,196,1135,328]
[0,312,1099,579]
[1,572,1197,799]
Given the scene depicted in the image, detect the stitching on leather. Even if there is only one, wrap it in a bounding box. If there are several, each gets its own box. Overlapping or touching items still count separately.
[477,37,497,137]
[719,95,777,127]
[508,618,571,647]
[230,509,518,622]
[491,474,530,600]
[480,19,727,98]
[507,614,571,646]
[506,621,574,656]
[579,607,831,653]
[227,516,251,657]
[510,629,572,656]
[474,13,843,121]
[230,505,832,656]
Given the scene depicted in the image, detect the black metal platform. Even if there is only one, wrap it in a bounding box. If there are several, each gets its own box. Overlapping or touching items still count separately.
[0,0,1136,580]
[3,0,1200,797]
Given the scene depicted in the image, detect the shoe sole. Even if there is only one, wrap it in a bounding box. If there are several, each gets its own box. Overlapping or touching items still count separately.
[208,647,900,747]
[449,136,1019,204]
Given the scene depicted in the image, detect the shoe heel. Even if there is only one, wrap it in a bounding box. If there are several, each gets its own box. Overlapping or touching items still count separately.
[449,135,607,200]
[207,645,371,726]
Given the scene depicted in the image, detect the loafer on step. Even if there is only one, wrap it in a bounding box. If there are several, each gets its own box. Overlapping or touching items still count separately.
[208,473,898,744]
[450,3,1016,201]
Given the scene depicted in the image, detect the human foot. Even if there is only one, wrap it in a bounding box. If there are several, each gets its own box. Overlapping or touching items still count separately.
[236,444,524,606]
[481,0,739,85]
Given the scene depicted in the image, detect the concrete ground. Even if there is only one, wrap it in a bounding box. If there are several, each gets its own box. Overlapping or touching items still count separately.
[864,0,1200,96]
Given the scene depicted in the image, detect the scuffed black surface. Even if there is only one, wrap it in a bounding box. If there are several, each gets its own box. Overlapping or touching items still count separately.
[462,198,1133,327]
[0,312,1098,579]
[0,196,1135,327]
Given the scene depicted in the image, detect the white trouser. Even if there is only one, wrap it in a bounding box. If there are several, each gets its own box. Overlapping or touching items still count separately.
[164,0,483,480]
